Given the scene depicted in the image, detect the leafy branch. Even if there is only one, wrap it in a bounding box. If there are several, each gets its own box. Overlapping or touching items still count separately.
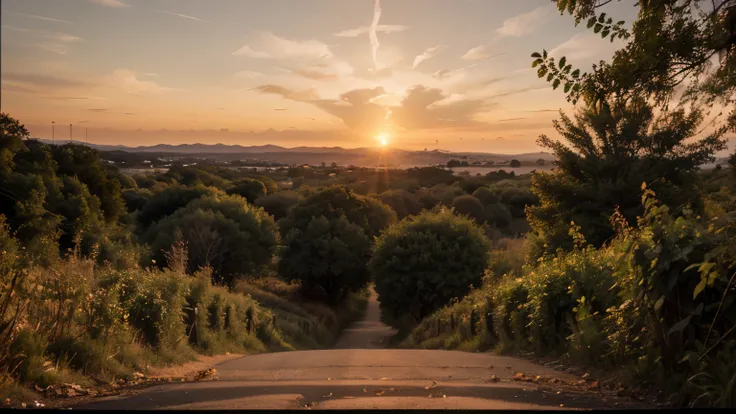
[531,51,586,104]
[530,8,629,105]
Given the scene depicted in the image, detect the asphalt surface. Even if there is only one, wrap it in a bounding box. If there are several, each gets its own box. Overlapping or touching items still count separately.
[77,290,628,410]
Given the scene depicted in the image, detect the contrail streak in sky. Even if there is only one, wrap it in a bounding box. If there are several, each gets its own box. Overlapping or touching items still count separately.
[369,0,382,70]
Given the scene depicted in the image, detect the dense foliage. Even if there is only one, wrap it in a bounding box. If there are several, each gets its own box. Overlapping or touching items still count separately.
[527,97,726,257]
[279,216,371,304]
[370,208,491,328]
[144,194,279,285]
[279,186,397,238]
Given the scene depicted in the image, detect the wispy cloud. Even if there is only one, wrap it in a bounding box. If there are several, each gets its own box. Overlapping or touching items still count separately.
[11,12,71,24]
[549,32,621,62]
[334,24,408,37]
[155,10,208,23]
[487,85,549,99]
[106,69,183,94]
[282,60,354,81]
[233,33,352,81]
[253,84,320,101]
[3,26,83,55]
[499,117,527,122]
[413,45,444,69]
[234,71,264,79]
[88,0,130,8]
[496,5,552,38]
[232,45,272,58]
[233,32,333,60]
[369,0,382,70]
[461,45,504,61]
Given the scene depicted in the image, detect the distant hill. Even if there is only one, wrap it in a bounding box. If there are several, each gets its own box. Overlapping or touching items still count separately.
[33,139,557,167]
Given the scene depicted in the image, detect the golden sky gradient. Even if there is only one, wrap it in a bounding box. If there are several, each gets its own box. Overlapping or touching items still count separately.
[1,0,638,153]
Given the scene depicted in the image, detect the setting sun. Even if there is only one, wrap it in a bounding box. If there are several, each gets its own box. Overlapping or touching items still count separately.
[377,133,390,147]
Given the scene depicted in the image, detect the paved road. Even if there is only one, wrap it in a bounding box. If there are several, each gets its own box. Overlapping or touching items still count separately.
[77,290,628,410]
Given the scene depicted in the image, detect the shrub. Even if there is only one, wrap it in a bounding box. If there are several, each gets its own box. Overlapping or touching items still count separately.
[485,203,512,229]
[452,195,486,224]
[472,187,500,205]
[370,207,491,328]
[279,216,371,304]
[227,178,267,203]
[145,193,278,285]
[458,177,488,195]
[254,190,303,220]
[137,185,219,228]
[378,189,423,219]
[122,188,153,212]
[279,186,396,238]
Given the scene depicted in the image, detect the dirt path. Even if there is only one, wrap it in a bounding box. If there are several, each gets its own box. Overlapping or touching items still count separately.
[333,288,396,349]
[73,289,647,410]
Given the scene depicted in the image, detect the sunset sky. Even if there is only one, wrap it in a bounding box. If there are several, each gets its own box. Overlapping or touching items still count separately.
[1,0,638,153]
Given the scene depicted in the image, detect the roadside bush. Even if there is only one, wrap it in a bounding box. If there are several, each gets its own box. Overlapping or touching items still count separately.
[370,207,491,329]
[145,193,278,285]
[279,215,371,304]
[279,186,396,238]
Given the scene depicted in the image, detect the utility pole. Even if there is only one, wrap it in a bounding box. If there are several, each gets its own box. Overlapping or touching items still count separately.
[69,124,72,143]
[86,127,88,144]
[52,121,55,143]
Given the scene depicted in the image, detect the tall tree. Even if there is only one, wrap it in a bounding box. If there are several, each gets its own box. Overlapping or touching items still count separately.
[534,0,736,129]
[527,97,726,256]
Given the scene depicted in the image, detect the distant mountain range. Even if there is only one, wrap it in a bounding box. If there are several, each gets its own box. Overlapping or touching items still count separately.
[34,139,558,166]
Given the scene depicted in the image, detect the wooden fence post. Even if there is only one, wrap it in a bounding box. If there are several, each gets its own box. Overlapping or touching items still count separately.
[470,310,477,336]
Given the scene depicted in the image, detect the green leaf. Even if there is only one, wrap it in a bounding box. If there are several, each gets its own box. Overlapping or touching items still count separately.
[557,0,567,13]
[538,67,548,78]
[617,21,625,26]
[547,73,554,82]
[571,69,581,78]
[594,23,603,34]
[552,79,561,90]
[598,13,606,23]
[601,29,610,38]
[532,60,540,68]
[531,52,542,58]
[587,17,596,29]
[564,82,571,93]
[668,314,692,336]
[559,57,567,69]
[693,278,707,299]
[654,296,665,311]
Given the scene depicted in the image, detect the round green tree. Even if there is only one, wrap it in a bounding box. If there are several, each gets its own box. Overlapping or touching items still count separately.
[451,195,487,224]
[369,208,491,327]
[145,193,278,285]
[378,189,423,219]
[254,190,303,220]
[137,185,219,228]
[226,178,267,203]
[471,186,500,205]
[279,215,371,304]
[279,186,396,238]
